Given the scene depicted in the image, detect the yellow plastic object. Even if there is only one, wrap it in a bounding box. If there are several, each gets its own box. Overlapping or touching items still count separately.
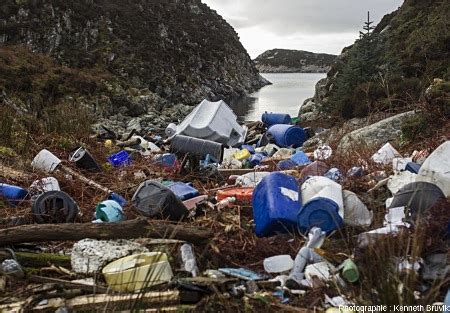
[104,139,113,148]
[102,252,173,292]
[234,149,251,161]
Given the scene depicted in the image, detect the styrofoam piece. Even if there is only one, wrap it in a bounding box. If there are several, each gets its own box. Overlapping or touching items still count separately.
[371,143,400,165]
[301,176,344,218]
[393,157,413,173]
[173,99,247,147]
[31,149,61,173]
[236,172,271,187]
[416,141,450,197]
[387,171,417,195]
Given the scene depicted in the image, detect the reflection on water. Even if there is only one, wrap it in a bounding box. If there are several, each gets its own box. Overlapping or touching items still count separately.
[230,73,326,122]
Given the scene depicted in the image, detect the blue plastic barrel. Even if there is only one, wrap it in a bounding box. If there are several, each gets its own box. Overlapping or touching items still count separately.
[268,124,306,148]
[108,150,131,167]
[252,172,301,237]
[297,197,343,235]
[262,112,291,127]
[0,183,28,206]
[167,182,199,201]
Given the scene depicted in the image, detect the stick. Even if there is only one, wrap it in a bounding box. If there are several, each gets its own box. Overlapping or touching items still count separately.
[0,218,212,246]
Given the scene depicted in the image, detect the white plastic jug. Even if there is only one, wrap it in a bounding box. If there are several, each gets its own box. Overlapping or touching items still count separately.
[416,141,450,197]
[342,190,373,227]
[301,176,344,218]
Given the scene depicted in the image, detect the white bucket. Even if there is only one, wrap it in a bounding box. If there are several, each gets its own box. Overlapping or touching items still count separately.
[416,141,450,197]
[301,176,344,218]
[31,149,61,173]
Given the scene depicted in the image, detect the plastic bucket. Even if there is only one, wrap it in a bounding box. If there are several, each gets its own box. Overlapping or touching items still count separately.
[69,147,102,172]
[95,200,125,222]
[0,183,28,206]
[267,124,305,148]
[108,150,131,167]
[252,172,301,237]
[297,197,343,234]
[31,149,61,173]
[170,135,223,162]
[32,191,79,223]
[262,112,291,127]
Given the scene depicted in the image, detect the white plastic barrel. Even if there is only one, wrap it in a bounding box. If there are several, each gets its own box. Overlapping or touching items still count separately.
[301,176,344,218]
[416,141,450,197]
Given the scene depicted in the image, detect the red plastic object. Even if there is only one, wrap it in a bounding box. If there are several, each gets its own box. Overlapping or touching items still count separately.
[216,187,254,203]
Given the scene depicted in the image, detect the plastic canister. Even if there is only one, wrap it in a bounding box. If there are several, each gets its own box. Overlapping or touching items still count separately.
[252,172,301,237]
[298,176,344,234]
[216,187,253,203]
[95,200,125,222]
[108,150,131,167]
[416,141,450,197]
[0,183,28,206]
[341,259,359,283]
[234,149,251,161]
[167,182,199,201]
[267,124,306,148]
[262,112,292,127]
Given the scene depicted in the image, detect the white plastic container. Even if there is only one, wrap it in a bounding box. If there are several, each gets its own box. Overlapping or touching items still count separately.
[416,141,450,197]
[301,176,344,218]
[173,99,247,147]
[102,252,173,292]
[31,149,61,173]
[29,177,60,195]
[342,190,373,227]
[236,172,271,187]
[263,255,294,273]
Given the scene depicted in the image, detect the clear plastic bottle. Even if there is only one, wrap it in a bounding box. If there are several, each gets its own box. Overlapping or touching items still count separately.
[180,244,199,277]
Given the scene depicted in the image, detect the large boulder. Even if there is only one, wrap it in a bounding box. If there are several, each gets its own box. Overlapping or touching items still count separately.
[337,111,415,153]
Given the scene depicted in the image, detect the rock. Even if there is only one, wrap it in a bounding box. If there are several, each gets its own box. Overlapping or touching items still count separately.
[71,239,148,274]
[337,111,415,153]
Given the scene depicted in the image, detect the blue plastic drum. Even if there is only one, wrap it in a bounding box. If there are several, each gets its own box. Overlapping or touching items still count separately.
[267,124,306,148]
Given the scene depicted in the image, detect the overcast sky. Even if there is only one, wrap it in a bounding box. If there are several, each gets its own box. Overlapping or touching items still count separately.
[202,0,403,58]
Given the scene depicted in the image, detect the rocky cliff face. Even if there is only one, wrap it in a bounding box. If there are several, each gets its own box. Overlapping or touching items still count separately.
[254,49,336,73]
[0,0,268,113]
[300,0,449,122]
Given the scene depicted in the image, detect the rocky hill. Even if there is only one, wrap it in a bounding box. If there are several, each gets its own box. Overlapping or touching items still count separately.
[0,0,268,121]
[254,49,337,73]
[300,0,449,123]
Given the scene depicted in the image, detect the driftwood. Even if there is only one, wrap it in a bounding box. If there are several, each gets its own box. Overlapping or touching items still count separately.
[28,275,109,294]
[0,218,212,246]
[0,251,71,268]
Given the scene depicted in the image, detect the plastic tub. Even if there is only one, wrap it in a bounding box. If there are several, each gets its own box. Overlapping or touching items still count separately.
[217,187,254,203]
[102,252,173,292]
[252,172,301,237]
[262,112,291,127]
[0,183,28,206]
[297,197,343,234]
[167,182,199,201]
[267,124,306,148]
[108,150,131,167]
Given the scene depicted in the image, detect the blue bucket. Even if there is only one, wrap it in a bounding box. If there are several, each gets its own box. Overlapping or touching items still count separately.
[252,172,301,237]
[268,124,305,148]
[262,112,291,127]
[297,197,343,235]
[0,183,28,206]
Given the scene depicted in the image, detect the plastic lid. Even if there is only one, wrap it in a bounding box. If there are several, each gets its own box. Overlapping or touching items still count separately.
[297,197,343,234]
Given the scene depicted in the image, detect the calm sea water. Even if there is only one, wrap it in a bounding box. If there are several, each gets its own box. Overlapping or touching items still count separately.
[230,73,326,122]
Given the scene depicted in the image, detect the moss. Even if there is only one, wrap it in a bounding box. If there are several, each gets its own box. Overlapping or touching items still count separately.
[400,113,430,142]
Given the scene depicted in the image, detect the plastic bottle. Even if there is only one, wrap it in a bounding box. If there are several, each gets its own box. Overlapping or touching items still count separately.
[180,244,199,277]
[216,196,236,209]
